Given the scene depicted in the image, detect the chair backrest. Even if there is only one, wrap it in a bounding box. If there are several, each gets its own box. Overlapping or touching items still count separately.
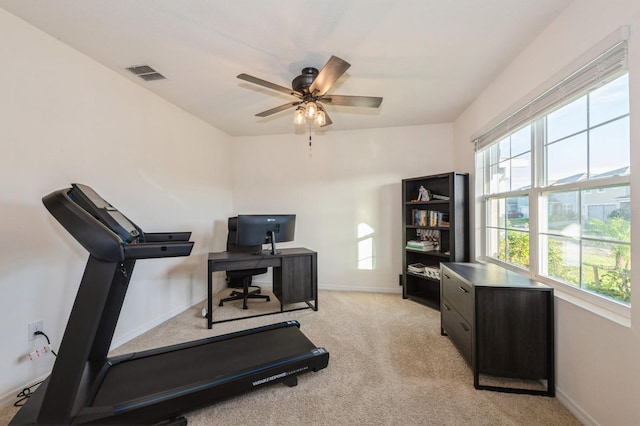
[226,217,267,285]
[227,217,262,254]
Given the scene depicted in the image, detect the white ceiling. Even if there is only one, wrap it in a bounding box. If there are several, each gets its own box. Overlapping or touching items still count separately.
[0,0,573,137]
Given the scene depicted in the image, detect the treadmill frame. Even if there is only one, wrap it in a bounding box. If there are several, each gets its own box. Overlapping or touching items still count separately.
[11,185,329,425]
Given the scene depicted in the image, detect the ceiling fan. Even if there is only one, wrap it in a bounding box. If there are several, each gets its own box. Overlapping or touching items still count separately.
[237,55,383,127]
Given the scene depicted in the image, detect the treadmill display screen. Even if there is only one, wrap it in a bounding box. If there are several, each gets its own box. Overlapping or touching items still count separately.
[70,183,141,244]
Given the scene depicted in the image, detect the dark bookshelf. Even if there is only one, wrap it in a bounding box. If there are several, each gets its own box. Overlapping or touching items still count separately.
[401,172,469,309]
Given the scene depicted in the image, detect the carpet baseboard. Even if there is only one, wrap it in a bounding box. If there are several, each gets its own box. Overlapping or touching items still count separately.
[556,386,598,426]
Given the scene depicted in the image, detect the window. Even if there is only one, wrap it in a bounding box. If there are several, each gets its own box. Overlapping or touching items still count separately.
[475,39,631,307]
[540,185,630,304]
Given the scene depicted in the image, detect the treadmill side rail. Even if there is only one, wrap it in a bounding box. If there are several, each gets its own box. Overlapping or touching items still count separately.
[75,330,329,424]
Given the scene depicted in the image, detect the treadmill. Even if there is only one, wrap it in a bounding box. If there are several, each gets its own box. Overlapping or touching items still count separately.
[11,183,329,425]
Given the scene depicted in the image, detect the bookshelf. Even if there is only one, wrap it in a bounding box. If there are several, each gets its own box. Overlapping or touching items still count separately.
[401,172,469,309]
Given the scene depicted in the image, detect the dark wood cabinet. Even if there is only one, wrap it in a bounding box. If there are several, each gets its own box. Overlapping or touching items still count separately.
[273,250,317,305]
[401,172,469,309]
[440,262,555,396]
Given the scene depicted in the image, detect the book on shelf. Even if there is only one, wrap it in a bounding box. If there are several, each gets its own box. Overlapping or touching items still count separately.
[423,265,441,279]
[414,209,428,226]
[407,263,441,280]
[406,229,440,251]
[407,263,427,274]
[430,193,450,201]
[431,211,449,227]
[411,209,450,227]
[406,240,437,251]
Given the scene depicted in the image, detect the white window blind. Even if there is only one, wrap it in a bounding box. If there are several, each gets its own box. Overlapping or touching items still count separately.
[473,38,628,151]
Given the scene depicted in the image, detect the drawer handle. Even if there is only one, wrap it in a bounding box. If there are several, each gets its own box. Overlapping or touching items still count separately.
[443,303,451,311]
[460,322,469,332]
[443,273,450,279]
[458,286,468,294]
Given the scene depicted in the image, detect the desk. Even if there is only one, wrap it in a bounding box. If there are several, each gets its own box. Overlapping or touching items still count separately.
[207,248,318,328]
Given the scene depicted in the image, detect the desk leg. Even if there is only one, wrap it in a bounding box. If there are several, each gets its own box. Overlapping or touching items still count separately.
[312,252,318,311]
[207,262,213,329]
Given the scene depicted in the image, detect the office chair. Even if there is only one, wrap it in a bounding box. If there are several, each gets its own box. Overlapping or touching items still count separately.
[218,217,270,309]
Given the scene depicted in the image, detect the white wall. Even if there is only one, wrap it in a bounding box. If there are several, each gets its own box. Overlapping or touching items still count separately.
[454,0,640,424]
[0,9,233,405]
[231,124,454,292]
[5,1,638,424]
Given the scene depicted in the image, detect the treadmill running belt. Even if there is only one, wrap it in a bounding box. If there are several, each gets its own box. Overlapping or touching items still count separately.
[93,326,315,407]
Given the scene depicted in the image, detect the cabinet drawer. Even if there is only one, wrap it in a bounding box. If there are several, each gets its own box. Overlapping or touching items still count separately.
[441,268,472,320]
[441,297,472,364]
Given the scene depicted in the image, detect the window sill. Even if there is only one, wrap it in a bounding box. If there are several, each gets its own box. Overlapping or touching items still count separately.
[476,258,631,328]
[535,275,631,328]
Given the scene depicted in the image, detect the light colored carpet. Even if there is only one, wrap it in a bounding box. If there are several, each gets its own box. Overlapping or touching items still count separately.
[1,290,579,425]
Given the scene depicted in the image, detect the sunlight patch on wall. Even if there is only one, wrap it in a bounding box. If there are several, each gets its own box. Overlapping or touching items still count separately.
[357,222,375,270]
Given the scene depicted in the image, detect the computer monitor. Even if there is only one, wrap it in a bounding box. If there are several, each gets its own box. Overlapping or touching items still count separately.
[236,214,296,255]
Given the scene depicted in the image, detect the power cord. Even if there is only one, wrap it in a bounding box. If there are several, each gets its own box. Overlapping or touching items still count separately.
[14,381,43,407]
[14,331,57,406]
[34,331,57,357]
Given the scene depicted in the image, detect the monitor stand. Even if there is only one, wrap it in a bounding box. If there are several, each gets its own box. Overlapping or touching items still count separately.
[267,231,279,255]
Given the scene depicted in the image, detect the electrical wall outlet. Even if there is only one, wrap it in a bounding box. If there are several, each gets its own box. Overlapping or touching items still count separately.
[28,320,44,341]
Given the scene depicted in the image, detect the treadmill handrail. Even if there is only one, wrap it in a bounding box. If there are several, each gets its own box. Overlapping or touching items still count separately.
[43,188,125,261]
[42,188,195,261]
[144,232,192,242]
[123,241,194,260]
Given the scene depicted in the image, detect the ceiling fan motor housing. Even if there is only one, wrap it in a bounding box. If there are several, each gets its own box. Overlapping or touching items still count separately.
[292,67,319,93]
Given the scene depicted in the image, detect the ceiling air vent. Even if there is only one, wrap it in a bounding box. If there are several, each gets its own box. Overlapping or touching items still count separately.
[126,65,166,81]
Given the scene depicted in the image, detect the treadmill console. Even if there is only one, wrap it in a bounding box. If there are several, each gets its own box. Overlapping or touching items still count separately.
[42,183,193,261]
[67,183,143,244]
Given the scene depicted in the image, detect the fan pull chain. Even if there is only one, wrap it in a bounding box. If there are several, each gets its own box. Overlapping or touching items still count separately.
[308,122,313,158]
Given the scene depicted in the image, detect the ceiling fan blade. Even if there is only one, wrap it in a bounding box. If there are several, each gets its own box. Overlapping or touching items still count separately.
[308,55,351,97]
[255,102,301,117]
[237,73,302,98]
[322,94,383,108]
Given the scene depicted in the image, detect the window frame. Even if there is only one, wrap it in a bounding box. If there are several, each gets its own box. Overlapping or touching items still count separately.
[473,34,631,322]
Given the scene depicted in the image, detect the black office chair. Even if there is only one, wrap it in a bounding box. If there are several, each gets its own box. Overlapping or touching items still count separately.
[218,217,270,309]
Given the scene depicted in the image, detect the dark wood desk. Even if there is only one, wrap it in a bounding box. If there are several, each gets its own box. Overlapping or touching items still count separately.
[207,248,318,328]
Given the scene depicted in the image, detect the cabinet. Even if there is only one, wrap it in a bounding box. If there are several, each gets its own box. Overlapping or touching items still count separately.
[440,262,555,396]
[273,250,317,306]
[401,172,469,309]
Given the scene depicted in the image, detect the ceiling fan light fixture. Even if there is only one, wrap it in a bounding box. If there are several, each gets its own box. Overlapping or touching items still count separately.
[314,110,326,126]
[305,101,318,119]
[294,106,306,125]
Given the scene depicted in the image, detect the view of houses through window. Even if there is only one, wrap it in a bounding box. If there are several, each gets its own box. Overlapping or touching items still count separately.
[478,73,631,305]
